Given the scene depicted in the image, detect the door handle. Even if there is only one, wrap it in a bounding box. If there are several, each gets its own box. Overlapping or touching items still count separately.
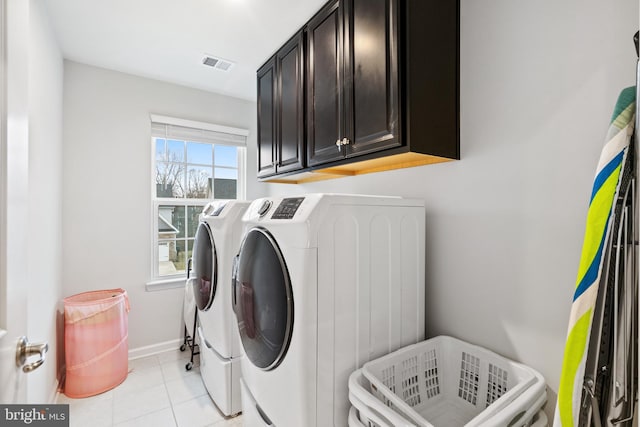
[15,336,48,373]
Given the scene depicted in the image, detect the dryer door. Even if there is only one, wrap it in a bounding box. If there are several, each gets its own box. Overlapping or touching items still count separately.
[191,222,218,311]
[233,227,293,370]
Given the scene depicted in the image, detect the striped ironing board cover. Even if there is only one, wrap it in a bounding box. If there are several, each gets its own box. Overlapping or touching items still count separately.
[554,87,636,426]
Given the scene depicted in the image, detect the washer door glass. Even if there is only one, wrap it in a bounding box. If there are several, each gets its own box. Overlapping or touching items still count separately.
[192,222,217,311]
[233,228,293,370]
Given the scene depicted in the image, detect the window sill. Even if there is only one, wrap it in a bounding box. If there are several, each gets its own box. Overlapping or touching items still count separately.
[146,277,186,292]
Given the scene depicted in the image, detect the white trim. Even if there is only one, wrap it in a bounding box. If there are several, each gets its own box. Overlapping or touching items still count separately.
[237,146,247,200]
[128,338,183,360]
[0,329,6,340]
[49,376,61,404]
[150,114,249,137]
[0,0,6,335]
[145,277,185,292]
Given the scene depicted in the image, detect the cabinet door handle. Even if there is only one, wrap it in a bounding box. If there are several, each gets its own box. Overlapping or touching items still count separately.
[342,138,350,146]
[336,139,342,152]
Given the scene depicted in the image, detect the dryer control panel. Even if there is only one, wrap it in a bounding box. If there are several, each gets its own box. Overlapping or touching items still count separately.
[272,197,305,220]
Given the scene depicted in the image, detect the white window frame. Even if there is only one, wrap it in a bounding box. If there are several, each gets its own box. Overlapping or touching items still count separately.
[147,114,248,291]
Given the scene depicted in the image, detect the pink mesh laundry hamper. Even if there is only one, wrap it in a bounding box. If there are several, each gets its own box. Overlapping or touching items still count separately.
[64,288,130,398]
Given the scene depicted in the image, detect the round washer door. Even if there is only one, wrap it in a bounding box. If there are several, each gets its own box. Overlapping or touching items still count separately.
[233,227,293,370]
[191,222,218,311]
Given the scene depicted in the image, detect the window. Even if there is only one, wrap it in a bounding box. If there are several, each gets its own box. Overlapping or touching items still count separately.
[150,115,247,285]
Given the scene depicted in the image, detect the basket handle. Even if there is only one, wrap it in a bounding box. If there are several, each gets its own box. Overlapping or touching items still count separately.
[350,391,412,427]
[121,289,130,313]
[471,379,547,427]
[360,368,431,426]
[348,370,419,427]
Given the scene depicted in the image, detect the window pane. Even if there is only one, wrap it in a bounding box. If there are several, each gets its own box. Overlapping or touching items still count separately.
[186,239,194,274]
[158,240,173,274]
[187,206,202,238]
[158,239,193,276]
[155,138,166,161]
[214,145,237,167]
[187,142,212,165]
[173,239,192,275]
[171,170,185,198]
[215,167,238,179]
[168,139,184,162]
[186,166,212,199]
[214,178,237,199]
[158,205,185,238]
[156,161,184,198]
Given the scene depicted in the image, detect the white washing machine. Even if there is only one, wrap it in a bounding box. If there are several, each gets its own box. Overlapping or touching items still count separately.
[232,194,425,426]
[189,199,251,416]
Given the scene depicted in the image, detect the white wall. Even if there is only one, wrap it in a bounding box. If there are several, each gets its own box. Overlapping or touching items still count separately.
[262,0,639,417]
[62,62,256,351]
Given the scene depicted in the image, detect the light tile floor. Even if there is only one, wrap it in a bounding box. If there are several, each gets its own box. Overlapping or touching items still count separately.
[56,349,243,427]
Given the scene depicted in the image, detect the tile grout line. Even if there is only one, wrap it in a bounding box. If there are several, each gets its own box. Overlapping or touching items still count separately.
[67,350,231,427]
[163,369,180,427]
[113,353,163,427]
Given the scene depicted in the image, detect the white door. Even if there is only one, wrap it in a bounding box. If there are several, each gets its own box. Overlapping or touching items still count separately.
[0,0,42,404]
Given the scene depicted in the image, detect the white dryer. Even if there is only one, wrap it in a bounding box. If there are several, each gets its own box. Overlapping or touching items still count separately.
[232,194,425,426]
[189,199,251,416]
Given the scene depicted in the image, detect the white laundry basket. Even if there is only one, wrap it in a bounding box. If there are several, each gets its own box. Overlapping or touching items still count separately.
[347,400,548,427]
[349,336,547,427]
[350,406,366,427]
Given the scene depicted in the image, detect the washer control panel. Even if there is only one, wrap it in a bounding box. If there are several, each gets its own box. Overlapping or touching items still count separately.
[272,197,305,220]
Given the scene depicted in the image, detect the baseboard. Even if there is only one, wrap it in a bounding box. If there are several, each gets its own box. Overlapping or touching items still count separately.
[49,341,181,401]
[128,339,182,360]
[49,380,59,404]
[50,371,64,403]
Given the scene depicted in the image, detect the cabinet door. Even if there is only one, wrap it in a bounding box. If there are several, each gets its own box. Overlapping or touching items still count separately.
[276,31,305,174]
[344,0,400,157]
[306,0,345,167]
[257,58,277,178]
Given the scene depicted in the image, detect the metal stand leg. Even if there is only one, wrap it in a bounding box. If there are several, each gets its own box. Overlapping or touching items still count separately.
[185,309,199,371]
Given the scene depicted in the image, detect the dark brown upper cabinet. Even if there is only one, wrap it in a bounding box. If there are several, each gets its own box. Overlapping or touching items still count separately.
[257,57,277,178]
[307,0,400,167]
[257,31,305,178]
[257,0,459,183]
[306,0,344,166]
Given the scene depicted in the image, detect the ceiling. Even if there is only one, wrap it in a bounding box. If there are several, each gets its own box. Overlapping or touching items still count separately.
[42,0,327,101]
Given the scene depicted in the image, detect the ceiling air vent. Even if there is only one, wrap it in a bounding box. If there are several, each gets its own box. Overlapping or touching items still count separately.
[202,55,234,72]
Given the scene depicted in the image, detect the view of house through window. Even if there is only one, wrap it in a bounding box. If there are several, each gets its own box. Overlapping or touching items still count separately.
[156,203,201,276]
[151,117,246,280]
